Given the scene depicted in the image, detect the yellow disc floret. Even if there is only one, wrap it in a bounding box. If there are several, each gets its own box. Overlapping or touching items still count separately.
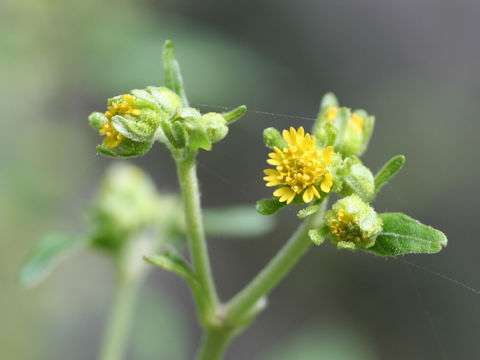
[263,126,334,204]
[330,209,371,244]
[100,94,141,148]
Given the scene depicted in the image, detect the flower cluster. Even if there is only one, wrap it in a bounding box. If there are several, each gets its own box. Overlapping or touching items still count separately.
[326,195,382,250]
[261,94,385,251]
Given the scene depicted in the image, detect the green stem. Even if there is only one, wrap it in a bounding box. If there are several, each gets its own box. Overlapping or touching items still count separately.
[177,158,219,319]
[226,202,327,324]
[98,271,141,360]
[196,328,234,360]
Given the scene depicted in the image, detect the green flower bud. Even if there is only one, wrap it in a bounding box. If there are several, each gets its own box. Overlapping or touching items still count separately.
[200,112,229,143]
[89,163,182,252]
[263,127,287,149]
[337,157,375,202]
[89,88,184,158]
[313,93,375,157]
[325,195,382,250]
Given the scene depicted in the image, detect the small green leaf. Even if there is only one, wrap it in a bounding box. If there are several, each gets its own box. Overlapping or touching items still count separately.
[256,197,287,215]
[308,229,325,245]
[367,213,447,256]
[145,247,198,287]
[222,105,247,124]
[374,155,405,195]
[298,204,320,219]
[19,232,87,287]
[204,205,275,238]
[162,40,189,106]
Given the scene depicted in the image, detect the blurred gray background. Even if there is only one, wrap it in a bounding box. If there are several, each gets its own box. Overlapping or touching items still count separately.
[2,0,479,359]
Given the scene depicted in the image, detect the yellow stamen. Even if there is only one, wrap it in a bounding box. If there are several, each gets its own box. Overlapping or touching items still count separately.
[101,93,140,148]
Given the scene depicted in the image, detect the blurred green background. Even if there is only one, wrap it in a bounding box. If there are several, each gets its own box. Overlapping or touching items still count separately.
[2,0,479,359]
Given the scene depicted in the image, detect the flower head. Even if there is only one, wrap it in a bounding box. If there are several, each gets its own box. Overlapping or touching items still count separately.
[263,127,333,204]
[99,94,141,148]
[326,195,382,250]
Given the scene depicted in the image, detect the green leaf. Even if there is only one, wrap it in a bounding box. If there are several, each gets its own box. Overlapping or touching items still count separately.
[222,105,247,124]
[256,197,287,215]
[204,205,275,237]
[162,40,189,106]
[19,232,87,287]
[145,247,198,287]
[367,213,447,256]
[374,155,405,194]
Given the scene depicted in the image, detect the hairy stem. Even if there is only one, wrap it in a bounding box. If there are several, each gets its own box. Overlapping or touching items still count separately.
[196,328,234,360]
[226,201,327,324]
[98,271,141,360]
[177,158,219,319]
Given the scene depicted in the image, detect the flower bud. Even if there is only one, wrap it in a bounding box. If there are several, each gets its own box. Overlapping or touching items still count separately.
[325,195,382,250]
[200,112,229,143]
[313,93,375,157]
[337,157,375,202]
[90,163,162,250]
[263,127,287,149]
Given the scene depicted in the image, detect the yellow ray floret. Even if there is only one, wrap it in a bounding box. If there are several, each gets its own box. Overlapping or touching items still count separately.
[100,94,140,148]
[263,126,334,204]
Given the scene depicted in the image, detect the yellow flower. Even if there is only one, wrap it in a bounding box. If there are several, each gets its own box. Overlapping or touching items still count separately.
[100,94,141,148]
[263,127,333,204]
[348,113,364,134]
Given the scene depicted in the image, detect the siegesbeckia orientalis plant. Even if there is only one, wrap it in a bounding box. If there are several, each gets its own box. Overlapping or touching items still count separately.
[22,40,447,360]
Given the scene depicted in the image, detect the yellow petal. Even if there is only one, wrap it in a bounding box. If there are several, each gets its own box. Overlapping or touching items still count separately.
[282,129,292,144]
[320,173,333,192]
[312,186,321,199]
[267,159,281,165]
[264,169,277,175]
[302,186,314,203]
[266,181,280,187]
